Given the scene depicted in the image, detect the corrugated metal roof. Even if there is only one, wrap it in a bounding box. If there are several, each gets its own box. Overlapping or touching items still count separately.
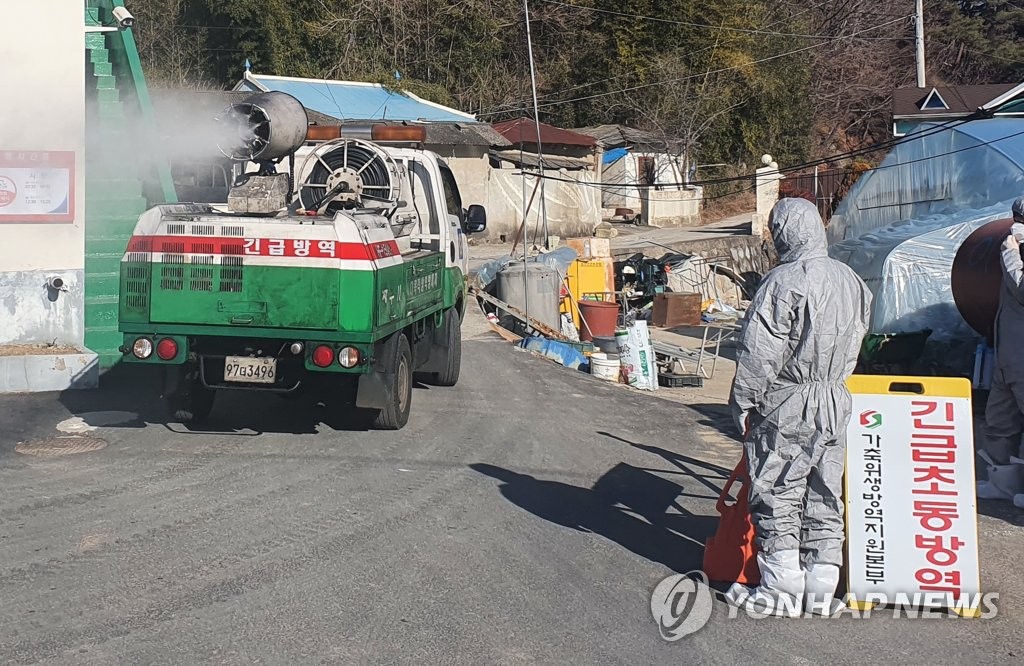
[575,124,674,151]
[235,72,475,123]
[422,122,510,147]
[490,150,592,170]
[492,118,597,147]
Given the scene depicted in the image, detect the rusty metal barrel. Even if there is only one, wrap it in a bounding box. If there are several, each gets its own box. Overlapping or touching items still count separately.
[951,217,1013,343]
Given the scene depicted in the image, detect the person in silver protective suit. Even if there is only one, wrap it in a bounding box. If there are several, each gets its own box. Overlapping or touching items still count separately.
[978,197,1024,506]
[724,198,872,616]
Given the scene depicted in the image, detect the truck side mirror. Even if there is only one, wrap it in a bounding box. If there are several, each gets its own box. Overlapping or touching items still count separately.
[464,205,487,234]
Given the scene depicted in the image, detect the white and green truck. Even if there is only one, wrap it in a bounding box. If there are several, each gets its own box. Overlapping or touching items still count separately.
[118,92,486,429]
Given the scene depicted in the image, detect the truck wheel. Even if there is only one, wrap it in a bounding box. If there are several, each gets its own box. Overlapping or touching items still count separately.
[427,307,462,387]
[372,333,412,430]
[165,366,215,425]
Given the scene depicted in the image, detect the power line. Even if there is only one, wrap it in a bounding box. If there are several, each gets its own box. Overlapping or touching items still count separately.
[479,14,913,115]
[526,116,1021,196]
[538,0,908,40]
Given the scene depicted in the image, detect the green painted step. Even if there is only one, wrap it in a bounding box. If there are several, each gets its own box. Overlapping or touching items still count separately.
[84,327,126,369]
[94,75,117,90]
[82,214,140,230]
[85,254,124,275]
[85,304,119,328]
[96,88,120,104]
[94,106,127,122]
[85,192,147,208]
[86,33,107,49]
[86,294,120,306]
[86,198,147,218]
[85,271,122,294]
[87,177,144,194]
[87,236,133,255]
[90,62,113,77]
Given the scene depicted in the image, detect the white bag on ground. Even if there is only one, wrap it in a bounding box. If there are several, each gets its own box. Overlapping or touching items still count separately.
[616,321,658,390]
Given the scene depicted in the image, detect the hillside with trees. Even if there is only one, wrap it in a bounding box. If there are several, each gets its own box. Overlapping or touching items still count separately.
[131,0,1024,173]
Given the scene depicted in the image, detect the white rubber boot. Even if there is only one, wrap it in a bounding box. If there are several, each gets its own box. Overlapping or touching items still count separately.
[803,563,844,617]
[976,452,1024,501]
[725,549,805,618]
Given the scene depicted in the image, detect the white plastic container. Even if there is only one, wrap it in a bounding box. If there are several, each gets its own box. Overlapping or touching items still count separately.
[590,353,621,382]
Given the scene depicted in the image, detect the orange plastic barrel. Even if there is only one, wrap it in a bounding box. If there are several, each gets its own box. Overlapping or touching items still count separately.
[578,300,620,342]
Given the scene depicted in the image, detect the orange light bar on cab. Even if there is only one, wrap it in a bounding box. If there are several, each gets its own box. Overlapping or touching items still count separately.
[306,125,343,141]
[371,125,426,143]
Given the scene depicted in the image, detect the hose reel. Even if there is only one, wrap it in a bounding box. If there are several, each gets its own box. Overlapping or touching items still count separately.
[297,139,402,214]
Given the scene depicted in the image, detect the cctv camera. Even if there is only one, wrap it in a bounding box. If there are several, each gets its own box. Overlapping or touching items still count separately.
[112,7,135,29]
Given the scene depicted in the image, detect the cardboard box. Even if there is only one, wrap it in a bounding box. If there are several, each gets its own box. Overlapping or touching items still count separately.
[651,292,702,328]
[565,237,611,259]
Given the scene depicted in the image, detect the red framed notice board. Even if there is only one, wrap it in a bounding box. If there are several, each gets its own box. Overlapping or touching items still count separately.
[0,151,76,223]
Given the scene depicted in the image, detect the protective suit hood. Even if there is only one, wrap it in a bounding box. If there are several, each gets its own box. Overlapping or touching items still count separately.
[769,198,828,263]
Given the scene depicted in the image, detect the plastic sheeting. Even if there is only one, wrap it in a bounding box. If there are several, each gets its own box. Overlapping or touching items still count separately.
[830,200,1012,340]
[474,247,578,289]
[827,118,1024,342]
[488,169,601,238]
[828,119,1024,244]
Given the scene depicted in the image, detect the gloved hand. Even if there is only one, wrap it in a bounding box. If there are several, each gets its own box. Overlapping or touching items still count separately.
[733,409,751,438]
[1004,233,1020,254]
[1012,223,1024,243]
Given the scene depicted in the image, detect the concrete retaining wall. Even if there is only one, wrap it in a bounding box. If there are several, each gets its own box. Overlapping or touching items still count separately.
[612,234,774,285]
[0,352,99,393]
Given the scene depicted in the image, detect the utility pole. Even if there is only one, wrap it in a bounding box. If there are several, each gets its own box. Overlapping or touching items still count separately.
[523,0,550,250]
[916,0,926,88]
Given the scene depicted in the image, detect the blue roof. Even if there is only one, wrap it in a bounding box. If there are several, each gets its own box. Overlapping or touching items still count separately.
[235,73,476,123]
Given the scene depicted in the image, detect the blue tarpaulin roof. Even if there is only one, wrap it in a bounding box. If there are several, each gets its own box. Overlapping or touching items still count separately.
[602,147,628,164]
[234,72,476,123]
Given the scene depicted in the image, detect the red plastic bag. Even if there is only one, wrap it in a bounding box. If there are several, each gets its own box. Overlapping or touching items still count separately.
[704,453,761,585]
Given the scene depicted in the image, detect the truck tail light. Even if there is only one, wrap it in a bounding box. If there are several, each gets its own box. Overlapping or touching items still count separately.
[156,338,178,361]
[338,347,360,368]
[312,345,334,368]
[132,337,153,359]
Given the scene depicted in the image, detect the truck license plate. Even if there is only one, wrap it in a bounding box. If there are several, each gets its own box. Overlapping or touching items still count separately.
[224,356,277,384]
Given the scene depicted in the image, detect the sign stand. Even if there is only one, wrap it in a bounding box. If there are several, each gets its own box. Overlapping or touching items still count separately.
[845,375,983,618]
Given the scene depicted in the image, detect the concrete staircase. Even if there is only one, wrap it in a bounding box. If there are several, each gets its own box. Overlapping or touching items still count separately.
[84,1,171,369]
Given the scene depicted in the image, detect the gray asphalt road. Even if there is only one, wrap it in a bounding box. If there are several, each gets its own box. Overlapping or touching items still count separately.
[1,311,1022,664]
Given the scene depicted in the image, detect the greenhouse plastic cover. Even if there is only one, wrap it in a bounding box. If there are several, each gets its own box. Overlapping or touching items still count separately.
[827,119,1024,341]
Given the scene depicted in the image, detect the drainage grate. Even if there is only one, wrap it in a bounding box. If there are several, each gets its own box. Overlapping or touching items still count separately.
[15,437,108,457]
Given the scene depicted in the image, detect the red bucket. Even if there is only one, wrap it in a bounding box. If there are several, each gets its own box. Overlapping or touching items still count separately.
[578,300,619,342]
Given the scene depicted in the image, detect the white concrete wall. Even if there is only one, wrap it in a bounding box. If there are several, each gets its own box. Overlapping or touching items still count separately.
[0,2,86,346]
[645,188,703,228]
[601,152,685,210]
[435,149,490,211]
